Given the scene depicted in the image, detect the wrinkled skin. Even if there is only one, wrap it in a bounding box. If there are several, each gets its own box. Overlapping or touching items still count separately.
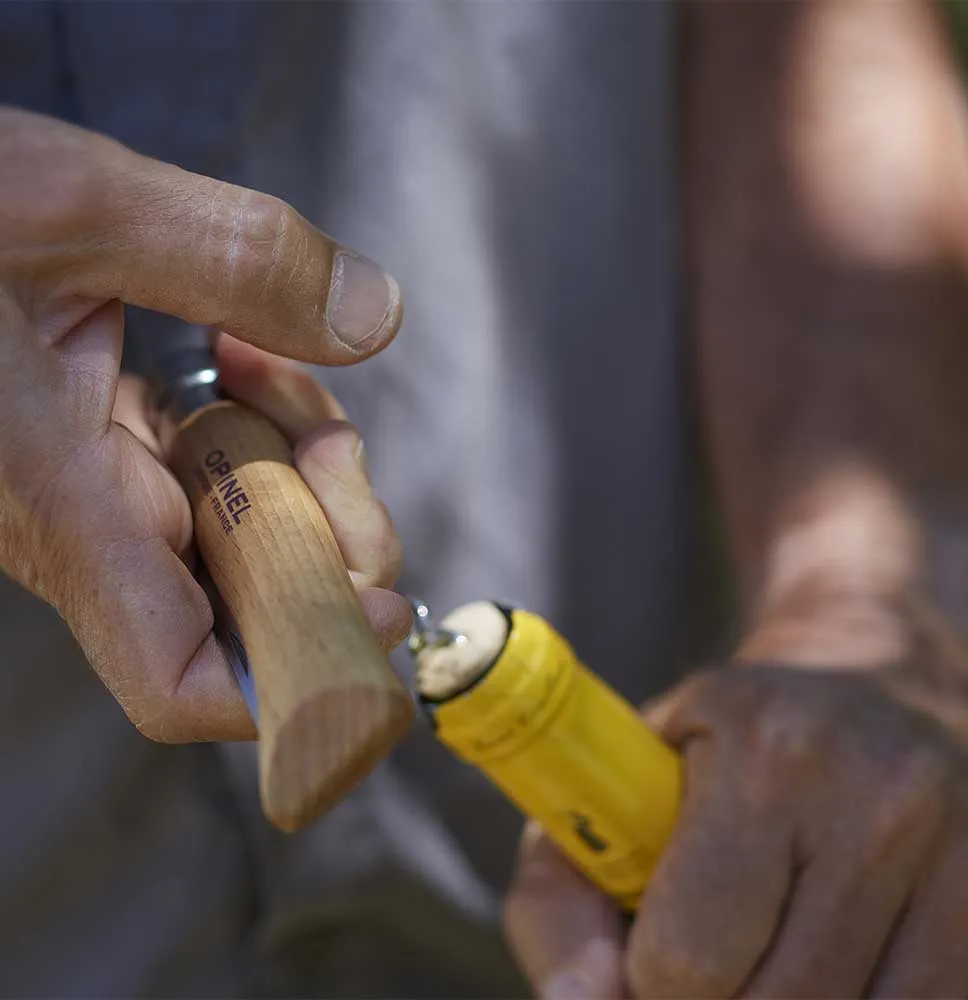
[0,107,410,744]
[505,0,968,995]
[506,657,968,999]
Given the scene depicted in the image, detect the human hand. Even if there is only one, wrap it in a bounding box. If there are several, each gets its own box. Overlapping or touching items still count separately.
[505,607,968,998]
[0,108,407,743]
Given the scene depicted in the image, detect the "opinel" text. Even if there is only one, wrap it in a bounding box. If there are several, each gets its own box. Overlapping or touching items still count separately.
[204,450,253,529]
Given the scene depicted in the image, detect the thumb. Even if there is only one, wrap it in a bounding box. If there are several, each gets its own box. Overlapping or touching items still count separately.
[504,822,629,999]
[9,109,401,365]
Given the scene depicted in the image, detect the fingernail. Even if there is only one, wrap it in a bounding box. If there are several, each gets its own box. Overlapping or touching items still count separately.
[542,971,598,1000]
[327,251,399,349]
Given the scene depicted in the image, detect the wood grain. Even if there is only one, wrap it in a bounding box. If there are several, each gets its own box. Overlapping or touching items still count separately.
[170,399,413,831]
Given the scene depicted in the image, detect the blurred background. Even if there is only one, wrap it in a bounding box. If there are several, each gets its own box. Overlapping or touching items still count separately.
[1,1,966,997]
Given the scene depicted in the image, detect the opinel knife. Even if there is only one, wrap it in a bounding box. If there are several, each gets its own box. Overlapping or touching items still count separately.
[148,324,413,832]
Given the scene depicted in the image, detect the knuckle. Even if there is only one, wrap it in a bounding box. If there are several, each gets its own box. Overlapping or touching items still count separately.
[671,670,722,716]
[659,668,733,731]
[237,191,294,247]
[627,934,724,1000]
[865,741,950,851]
[119,664,188,745]
[223,191,306,304]
[747,696,825,771]
[80,645,174,743]
[285,362,324,398]
[673,666,776,730]
[81,636,163,736]
[129,699,180,744]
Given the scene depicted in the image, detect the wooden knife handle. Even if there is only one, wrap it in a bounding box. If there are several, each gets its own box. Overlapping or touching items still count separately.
[169,399,413,832]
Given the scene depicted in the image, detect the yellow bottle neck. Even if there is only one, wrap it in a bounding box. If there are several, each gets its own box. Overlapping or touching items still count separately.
[431,610,578,763]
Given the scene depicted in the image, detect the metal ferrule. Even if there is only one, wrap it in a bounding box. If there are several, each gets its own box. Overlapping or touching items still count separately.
[150,325,223,424]
[152,343,222,423]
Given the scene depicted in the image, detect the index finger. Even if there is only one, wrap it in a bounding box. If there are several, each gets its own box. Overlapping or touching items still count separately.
[627,738,792,1000]
[504,823,629,999]
[12,111,402,364]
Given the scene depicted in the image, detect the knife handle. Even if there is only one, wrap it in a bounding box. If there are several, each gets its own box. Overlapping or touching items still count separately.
[169,398,413,832]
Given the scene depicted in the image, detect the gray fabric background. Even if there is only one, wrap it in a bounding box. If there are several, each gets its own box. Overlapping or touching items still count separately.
[0,2,725,995]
